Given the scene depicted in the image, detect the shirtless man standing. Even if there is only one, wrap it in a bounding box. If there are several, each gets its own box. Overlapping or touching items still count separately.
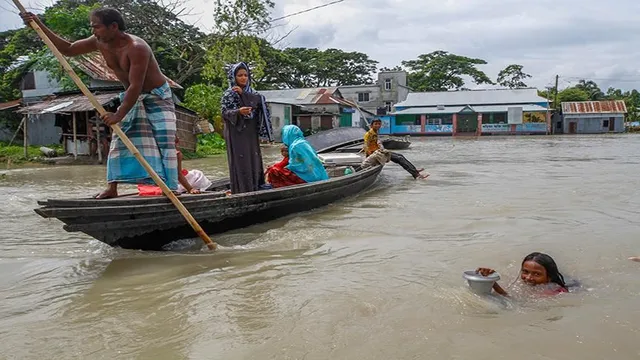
[21,8,179,198]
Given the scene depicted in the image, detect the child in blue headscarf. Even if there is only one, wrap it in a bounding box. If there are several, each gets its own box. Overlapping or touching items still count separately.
[266,125,329,188]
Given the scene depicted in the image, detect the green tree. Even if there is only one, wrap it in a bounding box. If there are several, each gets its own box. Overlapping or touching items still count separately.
[557,87,590,103]
[496,64,531,88]
[0,28,41,102]
[574,79,604,100]
[267,47,377,88]
[202,0,274,87]
[183,83,224,133]
[401,50,493,91]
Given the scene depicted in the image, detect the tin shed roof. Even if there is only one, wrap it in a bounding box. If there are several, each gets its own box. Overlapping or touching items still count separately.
[260,87,341,105]
[396,88,548,107]
[561,100,627,114]
[0,99,21,111]
[17,92,120,114]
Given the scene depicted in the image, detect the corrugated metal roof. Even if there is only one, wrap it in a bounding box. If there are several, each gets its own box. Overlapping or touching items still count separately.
[392,106,466,115]
[561,100,627,114]
[392,104,548,115]
[395,88,548,107]
[0,99,21,111]
[72,52,183,89]
[17,92,120,114]
[260,87,340,105]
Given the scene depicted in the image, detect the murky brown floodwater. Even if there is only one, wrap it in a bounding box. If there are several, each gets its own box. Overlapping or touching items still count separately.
[1,135,640,359]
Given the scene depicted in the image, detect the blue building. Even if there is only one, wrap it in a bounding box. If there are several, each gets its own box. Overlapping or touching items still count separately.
[379,88,551,136]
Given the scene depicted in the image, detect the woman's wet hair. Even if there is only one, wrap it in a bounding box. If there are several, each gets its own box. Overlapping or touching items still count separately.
[522,252,567,289]
[91,8,126,31]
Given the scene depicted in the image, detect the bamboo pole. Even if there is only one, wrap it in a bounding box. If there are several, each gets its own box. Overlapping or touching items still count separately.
[14,2,217,250]
[23,115,28,158]
[72,112,77,159]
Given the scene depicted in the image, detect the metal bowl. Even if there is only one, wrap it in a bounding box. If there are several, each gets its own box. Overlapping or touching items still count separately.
[463,270,500,295]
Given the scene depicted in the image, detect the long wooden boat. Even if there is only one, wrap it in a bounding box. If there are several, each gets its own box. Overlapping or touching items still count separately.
[34,128,380,250]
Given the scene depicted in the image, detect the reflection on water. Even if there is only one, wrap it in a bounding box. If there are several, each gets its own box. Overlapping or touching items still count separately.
[1,135,640,359]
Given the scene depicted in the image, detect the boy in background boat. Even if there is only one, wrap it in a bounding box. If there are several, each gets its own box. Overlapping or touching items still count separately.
[363,119,428,179]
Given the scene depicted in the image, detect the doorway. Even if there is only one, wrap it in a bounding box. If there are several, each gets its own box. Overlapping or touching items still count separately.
[457,113,478,133]
[609,117,615,131]
[568,122,577,134]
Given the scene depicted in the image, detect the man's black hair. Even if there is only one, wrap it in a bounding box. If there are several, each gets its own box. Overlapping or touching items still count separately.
[371,118,382,124]
[91,7,126,31]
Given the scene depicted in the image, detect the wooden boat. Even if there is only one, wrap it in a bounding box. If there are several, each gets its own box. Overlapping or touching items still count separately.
[34,129,380,250]
[382,135,411,150]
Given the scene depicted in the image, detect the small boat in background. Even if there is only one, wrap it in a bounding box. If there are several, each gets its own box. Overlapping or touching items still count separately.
[382,135,411,150]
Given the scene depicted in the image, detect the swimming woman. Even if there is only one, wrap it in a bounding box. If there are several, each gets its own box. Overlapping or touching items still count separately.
[477,252,568,296]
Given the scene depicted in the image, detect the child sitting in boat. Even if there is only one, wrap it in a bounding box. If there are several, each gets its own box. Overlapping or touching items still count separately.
[476,252,569,297]
[264,125,329,188]
[138,137,212,196]
[264,145,303,188]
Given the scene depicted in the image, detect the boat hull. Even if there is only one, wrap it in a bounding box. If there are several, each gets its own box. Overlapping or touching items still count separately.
[382,139,411,150]
[35,165,382,250]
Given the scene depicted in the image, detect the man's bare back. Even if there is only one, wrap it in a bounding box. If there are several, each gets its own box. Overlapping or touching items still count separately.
[96,35,166,92]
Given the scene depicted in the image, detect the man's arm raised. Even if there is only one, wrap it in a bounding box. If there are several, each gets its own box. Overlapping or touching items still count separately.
[20,12,97,56]
[102,44,149,125]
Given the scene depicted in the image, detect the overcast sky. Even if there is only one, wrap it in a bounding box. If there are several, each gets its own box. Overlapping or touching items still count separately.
[3,0,640,91]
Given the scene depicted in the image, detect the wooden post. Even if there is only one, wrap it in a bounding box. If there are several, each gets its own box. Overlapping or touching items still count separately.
[72,112,77,159]
[23,115,28,158]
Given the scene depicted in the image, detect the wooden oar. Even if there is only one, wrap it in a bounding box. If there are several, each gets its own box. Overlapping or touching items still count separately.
[14,0,217,251]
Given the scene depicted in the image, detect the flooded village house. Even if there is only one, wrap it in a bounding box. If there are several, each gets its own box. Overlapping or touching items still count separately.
[560,100,627,134]
[377,88,551,136]
[260,87,375,140]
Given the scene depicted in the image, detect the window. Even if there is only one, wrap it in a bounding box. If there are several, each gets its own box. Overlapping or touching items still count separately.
[384,78,392,91]
[22,72,35,90]
[428,115,453,125]
[357,92,370,102]
[385,101,393,112]
[603,119,609,128]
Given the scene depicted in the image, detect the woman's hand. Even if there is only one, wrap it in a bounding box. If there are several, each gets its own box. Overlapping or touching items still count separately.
[189,188,201,194]
[232,86,243,94]
[239,107,252,116]
[476,268,496,277]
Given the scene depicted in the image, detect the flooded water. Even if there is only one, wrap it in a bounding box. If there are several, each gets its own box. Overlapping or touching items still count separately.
[1,135,639,359]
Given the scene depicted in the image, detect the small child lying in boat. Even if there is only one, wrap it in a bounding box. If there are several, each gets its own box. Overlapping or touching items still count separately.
[477,252,569,297]
[138,137,212,196]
